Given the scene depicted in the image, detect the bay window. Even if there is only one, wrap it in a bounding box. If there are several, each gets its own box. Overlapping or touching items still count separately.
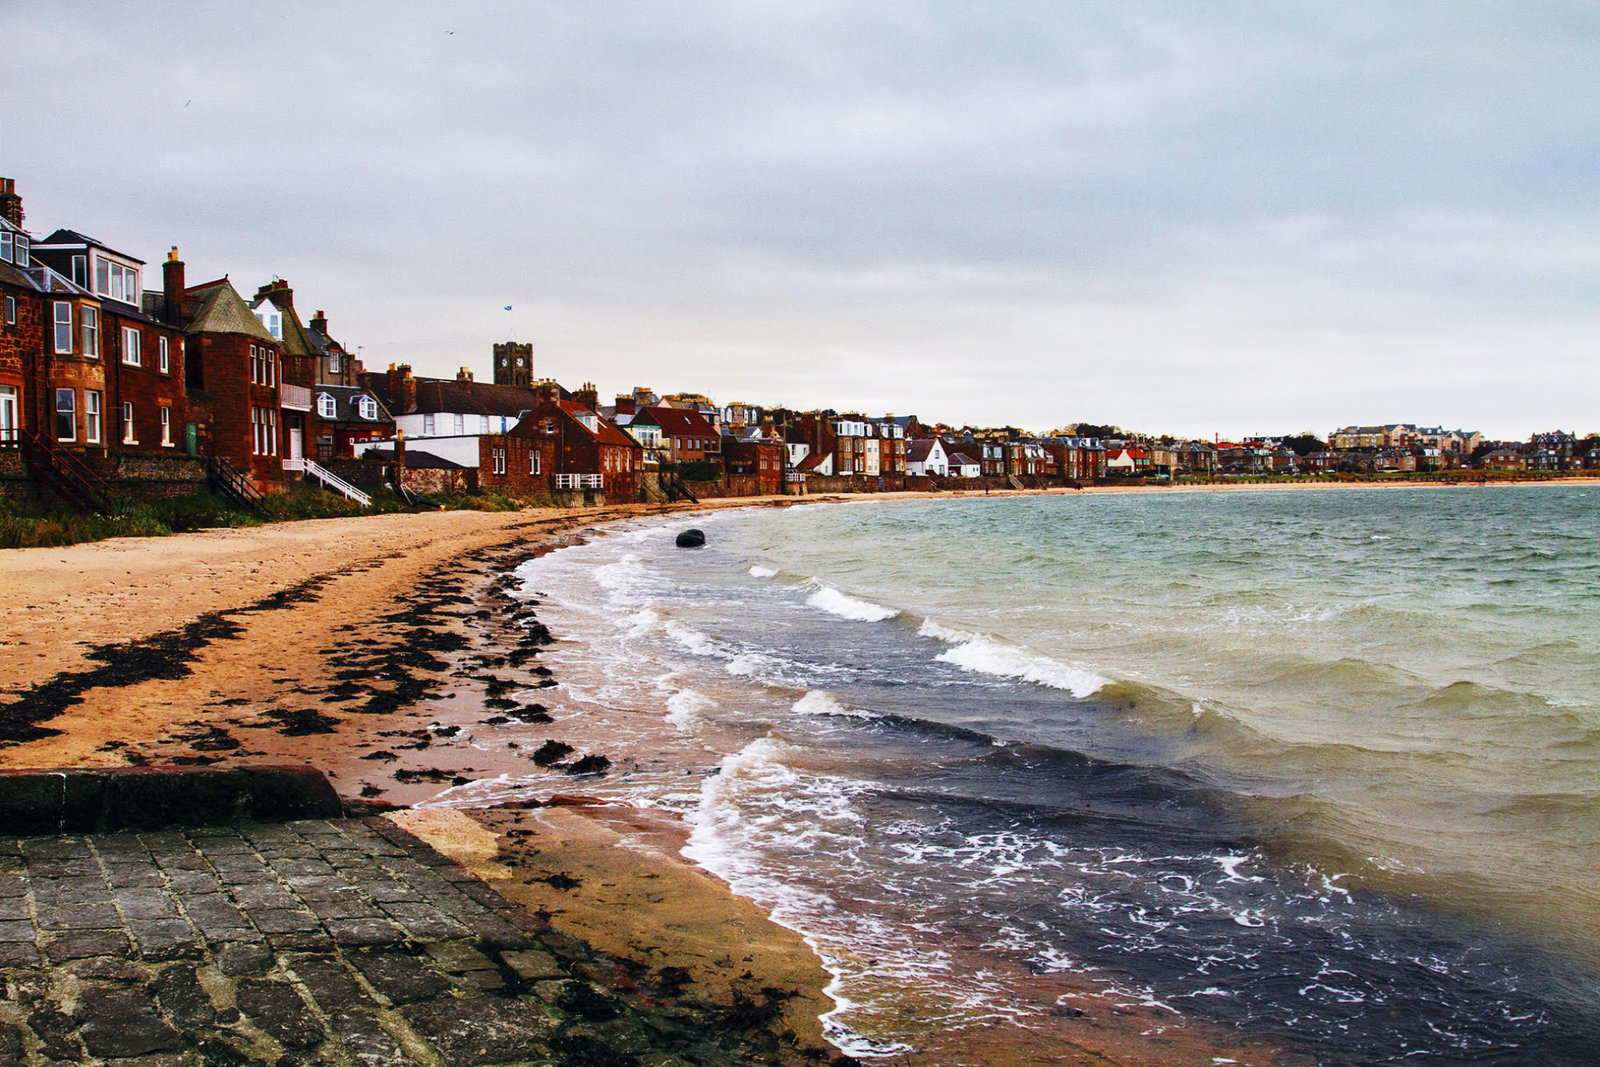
[55,389,75,441]
[54,302,72,353]
[82,305,99,358]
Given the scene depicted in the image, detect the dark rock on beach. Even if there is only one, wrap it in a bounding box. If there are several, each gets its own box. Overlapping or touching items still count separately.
[675,528,706,548]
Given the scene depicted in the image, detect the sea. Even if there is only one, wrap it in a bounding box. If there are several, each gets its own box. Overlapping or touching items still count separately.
[470,486,1600,1063]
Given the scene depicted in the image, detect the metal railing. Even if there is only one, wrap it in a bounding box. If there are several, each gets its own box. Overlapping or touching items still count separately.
[303,458,371,507]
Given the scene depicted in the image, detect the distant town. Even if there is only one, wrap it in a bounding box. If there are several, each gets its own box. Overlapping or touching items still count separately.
[2,176,1595,513]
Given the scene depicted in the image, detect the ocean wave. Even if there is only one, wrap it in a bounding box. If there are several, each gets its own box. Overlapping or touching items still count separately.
[749,564,779,578]
[918,619,1107,698]
[665,688,714,730]
[805,584,899,622]
[793,691,877,720]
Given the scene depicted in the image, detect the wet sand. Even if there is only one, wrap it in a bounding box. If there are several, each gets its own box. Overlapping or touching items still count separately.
[0,498,1308,1064]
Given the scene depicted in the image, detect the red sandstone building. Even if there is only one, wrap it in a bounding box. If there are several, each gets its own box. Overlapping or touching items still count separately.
[478,384,642,504]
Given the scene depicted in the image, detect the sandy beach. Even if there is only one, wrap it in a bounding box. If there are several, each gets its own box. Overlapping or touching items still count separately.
[7,483,1588,1061]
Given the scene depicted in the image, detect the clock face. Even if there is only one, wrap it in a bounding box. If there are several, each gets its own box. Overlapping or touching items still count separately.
[516,357,525,366]
[499,357,506,366]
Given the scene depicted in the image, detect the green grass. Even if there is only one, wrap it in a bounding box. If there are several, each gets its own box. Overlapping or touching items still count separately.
[0,482,531,550]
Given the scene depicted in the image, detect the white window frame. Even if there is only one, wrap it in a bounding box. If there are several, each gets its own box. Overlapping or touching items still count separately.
[121,325,141,366]
[158,336,170,373]
[454,414,465,435]
[13,235,26,267]
[56,389,76,442]
[121,401,136,444]
[529,450,540,475]
[358,396,378,420]
[422,414,435,435]
[54,302,73,354]
[81,305,99,358]
[492,447,506,475]
[317,393,336,418]
[328,349,340,374]
[160,405,173,446]
[0,230,10,263]
[86,391,103,444]
[4,295,14,326]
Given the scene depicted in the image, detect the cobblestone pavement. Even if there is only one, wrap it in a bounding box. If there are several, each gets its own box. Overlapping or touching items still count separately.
[0,817,806,1066]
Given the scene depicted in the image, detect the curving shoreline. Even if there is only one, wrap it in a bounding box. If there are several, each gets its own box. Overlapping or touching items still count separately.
[0,490,1479,1062]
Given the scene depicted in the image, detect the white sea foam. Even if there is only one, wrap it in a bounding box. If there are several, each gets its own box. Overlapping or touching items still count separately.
[664,688,714,730]
[749,565,778,578]
[919,619,1107,698]
[805,584,898,622]
[792,691,876,720]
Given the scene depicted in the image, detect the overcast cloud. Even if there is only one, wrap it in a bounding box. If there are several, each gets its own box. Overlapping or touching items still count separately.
[3,2,1595,437]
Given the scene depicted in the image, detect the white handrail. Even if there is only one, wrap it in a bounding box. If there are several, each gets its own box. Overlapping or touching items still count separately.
[303,458,372,507]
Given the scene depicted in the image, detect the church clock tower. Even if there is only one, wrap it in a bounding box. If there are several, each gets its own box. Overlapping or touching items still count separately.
[492,341,533,387]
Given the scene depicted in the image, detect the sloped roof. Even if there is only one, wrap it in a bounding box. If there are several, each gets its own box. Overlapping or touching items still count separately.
[946,452,980,468]
[637,405,717,437]
[559,400,640,449]
[906,439,941,463]
[316,385,392,425]
[34,228,146,264]
[253,289,317,358]
[185,281,277,341]
[797,451,831,471]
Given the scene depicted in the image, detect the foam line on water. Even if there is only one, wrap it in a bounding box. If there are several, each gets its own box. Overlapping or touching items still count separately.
[918,618,1108,698]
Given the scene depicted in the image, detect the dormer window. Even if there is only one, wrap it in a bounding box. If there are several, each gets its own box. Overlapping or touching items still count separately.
[316,393,336,418]
[357,396,378,420]
[0,230,12,264]
[13,235,26,267]
[579,414,599,433]
[94,258,139,304]
[254,307,282,339]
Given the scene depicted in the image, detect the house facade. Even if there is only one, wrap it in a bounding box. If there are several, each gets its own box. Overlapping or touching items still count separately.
[477,384,642,504]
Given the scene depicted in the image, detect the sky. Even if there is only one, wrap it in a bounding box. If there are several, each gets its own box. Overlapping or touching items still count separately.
[2,2,1596,439]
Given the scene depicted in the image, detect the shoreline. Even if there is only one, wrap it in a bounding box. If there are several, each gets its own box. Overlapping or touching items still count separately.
[7,483,1587,1060]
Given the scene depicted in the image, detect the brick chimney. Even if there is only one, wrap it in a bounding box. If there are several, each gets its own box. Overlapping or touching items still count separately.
[162,247,186,325]
[388,363,416,414]
[533,380,561,406]
[255,278,293,309]
[574,381,599,412]
[456,367,474,382]
[309,309,327,335]
[0,178,21,228]
[614,395,636,417]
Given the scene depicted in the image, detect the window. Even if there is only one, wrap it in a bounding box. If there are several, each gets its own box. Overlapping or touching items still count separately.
[55,389,76,441]
[13,235,26,267]
[0,230,10,262]
[54,302,73,353]
[121,401,136,444]
[454,414,465,435]
[72,254,87,287]
[481,415,491,434]
[93,259,138,304]
[86,391,102,444]
[122,326,141,366]
[492,447,506,475]
[252,407,277,455]
[529,451,540,475]
[317,394,335,418]
[422,414,436,435]
[4,295,13,326]
[160,406,173,446]
[158,336,169,373]
[358,396,378,420]
[266,348,275,387]
[328,350,340,374]
[81,305,99,358]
